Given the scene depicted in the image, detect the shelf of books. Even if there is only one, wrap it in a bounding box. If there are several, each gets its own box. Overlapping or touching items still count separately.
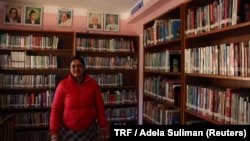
[142,4,183,125]
[0,28,74,140]
[74,32,139,139]
[183,0,250,125]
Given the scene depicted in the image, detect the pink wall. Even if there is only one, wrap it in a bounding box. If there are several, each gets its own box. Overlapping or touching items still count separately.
[0,9,136,35]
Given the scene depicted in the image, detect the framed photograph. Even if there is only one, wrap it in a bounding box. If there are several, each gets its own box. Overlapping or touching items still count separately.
[87,11,103,31]
[3,3,23,25]
[23,5,43,27]
[104,12,119,32]
[58,8,73,27]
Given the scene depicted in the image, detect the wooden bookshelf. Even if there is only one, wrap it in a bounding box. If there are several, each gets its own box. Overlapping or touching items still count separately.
[0,28,74,141]
[142,0,250,125]
[183,0,250,125]
[142,4,183,125]
[74,32,139,139]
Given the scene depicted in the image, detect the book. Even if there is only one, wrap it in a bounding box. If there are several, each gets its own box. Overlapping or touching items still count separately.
[169,19,181,39]
[165,109,180,125]
[164,79,181,103]
[169,51,181,72]
[154,20,168,43]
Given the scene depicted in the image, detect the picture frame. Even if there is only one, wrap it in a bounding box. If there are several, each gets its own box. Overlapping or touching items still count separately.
[87,11,103,31]
[3,2,23,25]
[58,8,73,27]
[104,12,119,32]
[23,5,43,27]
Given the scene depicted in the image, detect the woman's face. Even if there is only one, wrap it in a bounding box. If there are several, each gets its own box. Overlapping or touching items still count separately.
[70,59,84,78]
[10,9,17,19]
[61,13,68,22]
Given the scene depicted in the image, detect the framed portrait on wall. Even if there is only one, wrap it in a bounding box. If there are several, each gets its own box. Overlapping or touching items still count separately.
[104,12,119,32]
[3,2,23,25]
[87,11,103,31]
[23,5,43,27]
[58,8,73,27]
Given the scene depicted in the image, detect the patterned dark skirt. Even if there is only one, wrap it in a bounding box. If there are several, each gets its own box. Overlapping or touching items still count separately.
[59,122,99,141]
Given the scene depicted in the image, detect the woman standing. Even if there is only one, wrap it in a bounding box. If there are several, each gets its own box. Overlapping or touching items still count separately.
[50,56,107,141]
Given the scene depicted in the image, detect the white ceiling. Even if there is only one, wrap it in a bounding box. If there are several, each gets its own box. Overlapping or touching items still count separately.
[1,0,142,14]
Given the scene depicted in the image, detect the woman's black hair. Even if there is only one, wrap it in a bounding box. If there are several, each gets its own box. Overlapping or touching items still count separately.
[62,12,70,18]
[70,56,85,68]
[9,8,18,18]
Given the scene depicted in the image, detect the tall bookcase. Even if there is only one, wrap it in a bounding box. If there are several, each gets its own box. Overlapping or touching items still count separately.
[142,0,250,125]
[142,4,184,125]
[0,28,73,141]
[74,32,139,138]
[183,0,250,125]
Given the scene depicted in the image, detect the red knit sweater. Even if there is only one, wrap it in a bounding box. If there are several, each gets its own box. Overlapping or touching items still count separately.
[50,74,107,134]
